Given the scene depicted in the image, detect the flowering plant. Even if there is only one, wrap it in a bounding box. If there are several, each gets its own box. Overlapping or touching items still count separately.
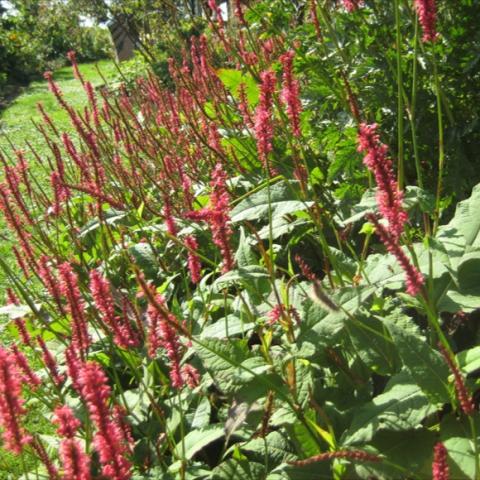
[0,1,480,479]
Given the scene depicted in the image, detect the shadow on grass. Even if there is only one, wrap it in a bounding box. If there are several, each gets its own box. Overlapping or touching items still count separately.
[0,84,26,114]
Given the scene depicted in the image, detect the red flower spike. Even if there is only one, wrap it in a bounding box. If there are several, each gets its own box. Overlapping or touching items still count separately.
[280,50,302,137]
[10,345,41,389]
[358,123,407,240]
[89,270,139,349]
[415,0,438,43]
[146,295,185,389]
[78,361,132,480]
[184,235,202,284]
[0,347,32,453]
[59,262,90,356]
[54,405,91,480]
[342,0,363,12]
[367,214,424,296]
[288,449,380,466]
[37,336,65,387]
[254,70,277,167]
[438,343,475,416]
[432,442,450,480]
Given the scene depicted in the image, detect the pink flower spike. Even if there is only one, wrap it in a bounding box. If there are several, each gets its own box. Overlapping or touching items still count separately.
[184,235,202,284]
[0,347,32,453]
[78,362,131,480]
[368,214,424,296]
[59,262,90,356]
[358,123,407,240]
[254,70,276,167]
[10,345,41,389]
[432,442,449,480]
[415,0,438,43]
[53,405,81,438]
[342,0,363,12]
[89,269,138,349]
[280,50,302,137]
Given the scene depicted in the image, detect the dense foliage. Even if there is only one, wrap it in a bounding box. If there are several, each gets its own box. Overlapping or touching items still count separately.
[0,0,480,479]
[0,0,112,89]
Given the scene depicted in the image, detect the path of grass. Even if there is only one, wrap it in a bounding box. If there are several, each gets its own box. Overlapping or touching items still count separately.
[0,59,118,477]
[0,59,118,290]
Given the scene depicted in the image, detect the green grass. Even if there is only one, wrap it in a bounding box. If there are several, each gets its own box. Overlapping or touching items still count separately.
[0,59,118,292]
[0,59,118,155]
[0,59,118,476]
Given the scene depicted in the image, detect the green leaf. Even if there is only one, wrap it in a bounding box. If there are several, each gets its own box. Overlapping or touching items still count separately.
[211,459,266,480]
[441,414,480,479]
[346,315,400,375]
[242,431,297,467]
[457,346,480,376]
[213,266,270,292]
[447,182,480,249]
[300,285,376,341]
[0,303,40,319]
[235,227,258,267]
[217,68,259,105]
[231,181,312,223]
[343,371,437,445]
[191,397,211,430]
[129,243,159,278]
[194,338,250,393]
[79,209,127,237]
[384,314,450,404]
[200,316,254,339]
[339,187,433,226]
[257,217,309,240]
[352,429,435,480]
[174,424,225,460]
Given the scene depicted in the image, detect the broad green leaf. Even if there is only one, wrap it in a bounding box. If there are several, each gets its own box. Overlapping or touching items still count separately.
[447,182,480,249]
[300,285,376,341]
[231,181,312,223]
[217,68,259,105]
[79,209,127,237]
[242,431,297,467]
[384,315,450,404]
[339,186,433,225]
[191,396,211,430]
[200,316,254,339]
[457,346,480,376]
[211,459,266,480]
[129,243,159,278]
[346,315,400,375]
[257,217,309,240]
[235,227,258,267]
[343,371,437,445]
[441,414,480,479]
[174,424,225,459]
[438,287,480,313]
[195,338,250,393]
[213,266,269,292]
[457,251,480,290]
[352,430,435,480]
[291,409,322,457]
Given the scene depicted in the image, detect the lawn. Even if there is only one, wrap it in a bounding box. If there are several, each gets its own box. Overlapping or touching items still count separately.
[0,59,118,295]
[0,59,118,477]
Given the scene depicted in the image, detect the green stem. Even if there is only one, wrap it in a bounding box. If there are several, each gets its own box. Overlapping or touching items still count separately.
[394,0,405,189]
[468,416,479,480]
[432,50,445,235]
[410,13,423,190]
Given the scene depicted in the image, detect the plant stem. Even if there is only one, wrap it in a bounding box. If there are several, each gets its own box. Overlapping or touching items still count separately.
[410,14,423,190]
[432,49,445,235]
[395,0,405,189]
